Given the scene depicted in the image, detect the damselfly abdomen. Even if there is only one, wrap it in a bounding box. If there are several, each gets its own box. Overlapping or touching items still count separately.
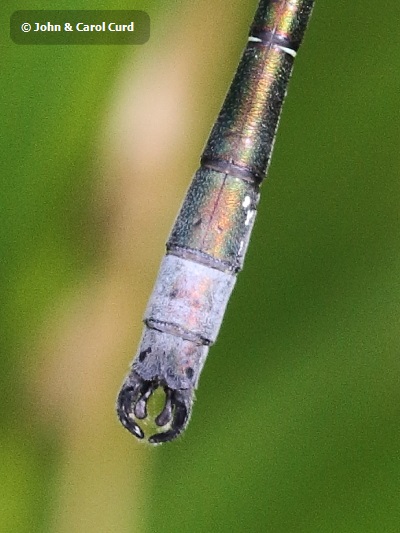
[117,0,314,444]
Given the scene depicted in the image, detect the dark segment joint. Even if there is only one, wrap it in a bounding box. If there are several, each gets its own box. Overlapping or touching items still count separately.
[201,157,263,187]
[145,318,212,346]
[250,0,314,53]
[250,29,298,52]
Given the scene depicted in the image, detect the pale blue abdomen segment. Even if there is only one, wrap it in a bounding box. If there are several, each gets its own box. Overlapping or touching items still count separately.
[133,328,209,390]
[133,255,236,391]
[144,255,236,344]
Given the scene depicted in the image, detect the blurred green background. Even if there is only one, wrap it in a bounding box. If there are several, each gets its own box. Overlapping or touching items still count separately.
[1,0,400,532]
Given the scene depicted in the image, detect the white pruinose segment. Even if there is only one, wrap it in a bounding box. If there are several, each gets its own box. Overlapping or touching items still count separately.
[276,45,297,58]
[145,255,236,343]
[248,36,262,43]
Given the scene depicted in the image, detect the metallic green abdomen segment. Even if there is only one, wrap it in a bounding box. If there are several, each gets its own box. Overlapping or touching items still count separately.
[168,168,259,272]
[202,44,293,182]
[252,0,314,51]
